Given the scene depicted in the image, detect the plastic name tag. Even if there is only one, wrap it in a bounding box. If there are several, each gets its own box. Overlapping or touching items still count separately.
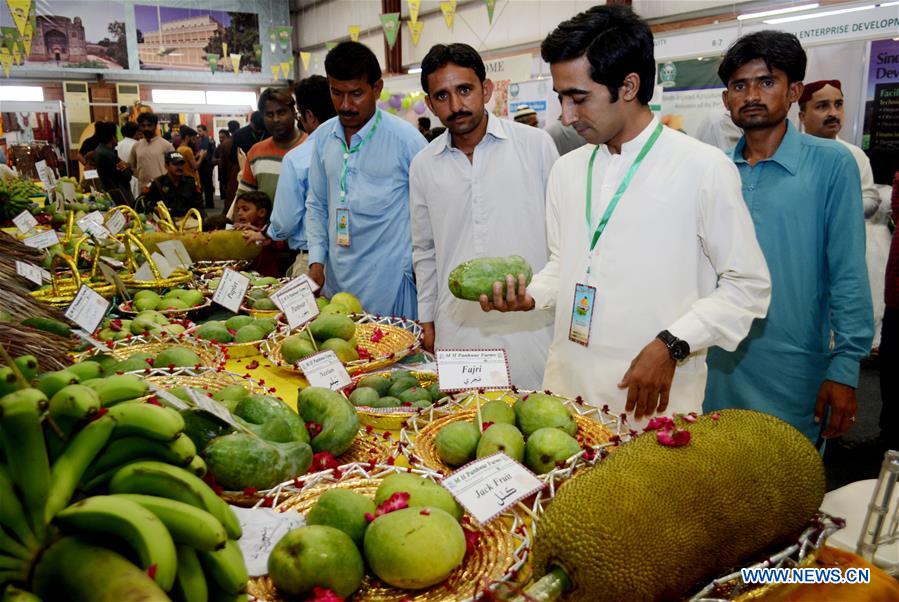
[441,453,544,525]
[435,349,511,392]
[336,208,350,247]
[568,283,596,347]
[297,350,352,391]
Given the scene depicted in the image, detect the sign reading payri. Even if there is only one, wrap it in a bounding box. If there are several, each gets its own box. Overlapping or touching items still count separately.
[435,349,511,392]
[441,453,544,524]
[212,268,251,313]
[297,350,352,391]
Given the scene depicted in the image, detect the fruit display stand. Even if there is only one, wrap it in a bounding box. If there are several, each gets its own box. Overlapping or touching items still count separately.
[247,463,531,602]
[119,231,193,289]
[29,253,116,307]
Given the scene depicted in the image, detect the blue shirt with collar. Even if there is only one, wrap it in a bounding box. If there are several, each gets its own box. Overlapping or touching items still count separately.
[267,127,321,251]
[704,120,873,440]
[306,109,427,318]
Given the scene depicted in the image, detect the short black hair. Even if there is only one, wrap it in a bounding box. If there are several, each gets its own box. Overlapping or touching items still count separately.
[236,190,272,214]
[197,124,208,133]
[218,128,229,136]
[718,30,806,85]
[258,87,295,112]
[420,43,486,93]
[121,121,139,138]
[325,41,381,85]
[250,111,265,130]
[294,75,336,124]
[180,126,197,138]
[202,214,231,231]
[418,117,431,130]
[541,5,655,104]
[119,106,128,113]
[94,121,117,144]
[227,120,240,133]
[136,112,159,126]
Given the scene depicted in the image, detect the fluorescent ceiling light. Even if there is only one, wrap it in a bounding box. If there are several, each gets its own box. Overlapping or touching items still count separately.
[151,89,206,105]
[738,3,819,20]
[0,86,44,102]
[764,3,877,24]
[408,67,422,74]
[205,91,257,107]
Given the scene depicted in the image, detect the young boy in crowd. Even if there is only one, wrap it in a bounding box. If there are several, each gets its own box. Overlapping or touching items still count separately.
[233,191,286,277]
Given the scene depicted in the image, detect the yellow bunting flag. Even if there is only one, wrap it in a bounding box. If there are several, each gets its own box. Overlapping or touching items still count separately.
[409,20,424,47]
[0,49,12,77]
[271,65,281,80]
[7,0,31,36]
[230,53,241,73]
[440,1,456,29]
[300,51,311,71]
[486,0,496,24]
[20,18,32,57]
[325,41,337,51]
[280,61,290,79]
[348,25,360,42]
[11,41,21,65]
[408,0,421,24]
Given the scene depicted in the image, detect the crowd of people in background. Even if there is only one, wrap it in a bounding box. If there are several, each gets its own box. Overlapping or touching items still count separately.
[77,4,897,453]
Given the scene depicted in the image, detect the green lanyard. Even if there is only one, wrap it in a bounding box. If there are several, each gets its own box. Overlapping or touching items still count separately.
[585,122,664,270]
[339,110,382,204]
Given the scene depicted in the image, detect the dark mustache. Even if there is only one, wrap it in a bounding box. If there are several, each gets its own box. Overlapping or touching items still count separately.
[824,117,840,125]
[740,104,767,113]
[448,111,472,122]
[339,111,359,117]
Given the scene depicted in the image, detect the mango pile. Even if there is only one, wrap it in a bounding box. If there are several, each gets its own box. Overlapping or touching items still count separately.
[268,472,467,598]
[96,310,188,341]
[349,369,443,409]
[435,393,581,474]
[130,289,206,312]
[193,315,278,345]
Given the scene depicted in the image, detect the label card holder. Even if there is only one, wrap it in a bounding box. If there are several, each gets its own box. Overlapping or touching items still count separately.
[212,268,251,314]
[440,453,545,525]
[64,285,110,334]
[270,279,318,331]
[435,349,511,392]
[567,283,596,347]
[297,350,352,391]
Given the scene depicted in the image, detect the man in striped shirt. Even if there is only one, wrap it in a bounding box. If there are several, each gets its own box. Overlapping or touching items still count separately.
[227,88,307,218]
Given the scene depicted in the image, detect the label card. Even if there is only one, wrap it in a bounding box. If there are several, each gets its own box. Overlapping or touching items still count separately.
[73,328,107,351]
[440,453,545,524]
[148,385,190,411]
[99,256,125,269]
[61,181,77,202]
[77,214,110,240]
[157,240,192,268]
[34,160,52,191]
[212,268,251,313]
[294,272,320,293]
[105,210,126,235]
[232,506,306,576]
[15,260,50,285]
[64,285,110,334]
[150,253,174,279]
[270,279,318,331]
[99,263,130,299]
[133,261,155,282]
[23,229,59,249]
[435,349,511,392]
[184,388,256,434]
[83,169,99,180]
[12,210,38,234]
[297,350,352,390]
[83,210,104,224]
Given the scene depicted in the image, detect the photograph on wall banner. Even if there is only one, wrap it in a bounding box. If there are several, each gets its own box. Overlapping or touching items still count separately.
[655,57,724,138]
[0,1,129,69]
[135,5,261,73]
[862,38,899,184]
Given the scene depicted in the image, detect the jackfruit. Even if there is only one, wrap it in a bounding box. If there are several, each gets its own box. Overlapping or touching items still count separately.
[141,231,261,261]
[530,409,825,602]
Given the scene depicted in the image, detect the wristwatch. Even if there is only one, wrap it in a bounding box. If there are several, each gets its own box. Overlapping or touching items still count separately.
[657,330,690,361]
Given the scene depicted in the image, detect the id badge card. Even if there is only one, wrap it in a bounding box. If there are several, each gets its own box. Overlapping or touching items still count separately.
[336,208,350,247]
[568,283,596,346]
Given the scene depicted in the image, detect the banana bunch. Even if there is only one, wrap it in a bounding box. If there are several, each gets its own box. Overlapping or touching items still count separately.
[0,354,249,601]
[0,178,41,222]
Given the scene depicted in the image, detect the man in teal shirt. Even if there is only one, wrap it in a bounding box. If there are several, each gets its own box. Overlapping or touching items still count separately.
[705,31,873,442]
[306,42,426,317]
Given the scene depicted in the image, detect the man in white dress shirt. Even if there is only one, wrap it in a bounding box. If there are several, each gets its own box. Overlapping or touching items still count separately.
[798,79,886,348]
[410,43,558,389]
[480,5,772,423]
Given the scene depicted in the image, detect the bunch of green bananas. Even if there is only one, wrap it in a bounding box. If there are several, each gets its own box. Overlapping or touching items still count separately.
[0,178,41,222]
[0,355,249,602]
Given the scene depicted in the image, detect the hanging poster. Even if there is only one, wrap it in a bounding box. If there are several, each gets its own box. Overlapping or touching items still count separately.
[135,5,261,73]
[0,1,128,69]
[274,26,292,53]
[655,57,724,137]
[380,13,399,49]
[408,20,423,47]
[863,38,899,184]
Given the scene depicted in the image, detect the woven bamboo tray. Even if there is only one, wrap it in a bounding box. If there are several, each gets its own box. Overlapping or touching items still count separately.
[344,370,445,431]
[401,391,626,518]
[248,463,531,602]
[73,332,226,369]
[261,314,422,377]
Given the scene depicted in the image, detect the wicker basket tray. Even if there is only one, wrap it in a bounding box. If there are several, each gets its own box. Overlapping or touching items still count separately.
[248,463,531,602]
[343,369,447,431]
[261,314,421,378]
[73,331,226,369]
